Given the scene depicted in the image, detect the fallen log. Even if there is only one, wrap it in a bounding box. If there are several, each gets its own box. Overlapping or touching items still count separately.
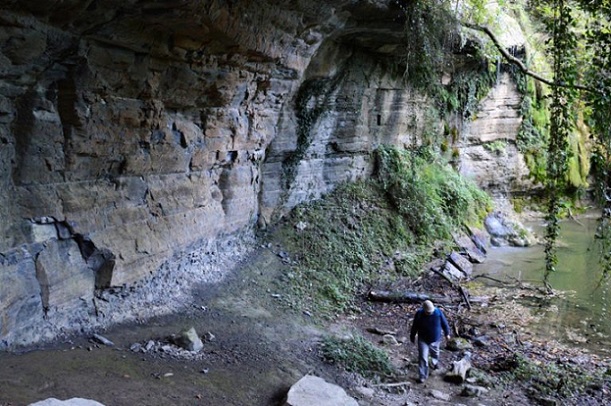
[366,327,397,336]
[367,290,452,304]
[444,352,472,384]
[367,290,490,305]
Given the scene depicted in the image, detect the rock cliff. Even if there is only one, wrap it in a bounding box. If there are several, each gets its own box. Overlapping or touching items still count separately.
[0,0,530,348]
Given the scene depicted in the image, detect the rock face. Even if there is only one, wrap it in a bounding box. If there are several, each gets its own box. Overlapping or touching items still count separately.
[459,72,533,194]
[0,1,531,348]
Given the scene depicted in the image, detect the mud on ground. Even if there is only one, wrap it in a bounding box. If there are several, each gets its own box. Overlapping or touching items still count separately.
[0,243,609,406]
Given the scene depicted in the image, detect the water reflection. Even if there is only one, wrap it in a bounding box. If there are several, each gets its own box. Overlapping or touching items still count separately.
[475,214,611,355]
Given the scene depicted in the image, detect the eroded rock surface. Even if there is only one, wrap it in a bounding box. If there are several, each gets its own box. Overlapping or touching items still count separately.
[0,0,532,348]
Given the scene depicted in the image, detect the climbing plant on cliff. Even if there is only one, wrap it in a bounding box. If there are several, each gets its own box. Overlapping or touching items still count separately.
[399,0,458,90]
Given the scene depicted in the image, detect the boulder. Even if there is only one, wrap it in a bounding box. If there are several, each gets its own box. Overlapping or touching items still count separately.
[442,261,465,281]
[453,233,486,263]
[448,252,473,277]
[447,337,474,351]
[28,398,105,406]
[284,375,358,406]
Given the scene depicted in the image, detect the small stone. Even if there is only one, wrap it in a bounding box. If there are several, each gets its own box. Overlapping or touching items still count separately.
[129,343,142,352]
[461,384,489,397]
[354,386,375,397]
[381,334,399,346]
[173,327,204,352]
[446,337,473,351]
[91,334,114,347]
[430,389,451,401]
[472,336,489,347]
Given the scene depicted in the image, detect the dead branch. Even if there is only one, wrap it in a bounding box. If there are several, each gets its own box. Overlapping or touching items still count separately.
[371,381,411,388]
[366,327,398,336]
[463,23,592,92]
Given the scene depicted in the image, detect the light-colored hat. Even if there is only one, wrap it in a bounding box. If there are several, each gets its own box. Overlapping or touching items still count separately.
[423,300,435,314]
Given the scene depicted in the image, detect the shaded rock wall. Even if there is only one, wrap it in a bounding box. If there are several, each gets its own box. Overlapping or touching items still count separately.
[0,0,422,347]
[0,0,529,348]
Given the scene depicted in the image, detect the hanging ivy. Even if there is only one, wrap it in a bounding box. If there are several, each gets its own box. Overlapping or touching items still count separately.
[580,3,611,280]
[542,0,579,292]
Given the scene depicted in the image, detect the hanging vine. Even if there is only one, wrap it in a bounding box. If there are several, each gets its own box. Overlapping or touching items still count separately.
[542,0,578,292]
[581,2,611,281]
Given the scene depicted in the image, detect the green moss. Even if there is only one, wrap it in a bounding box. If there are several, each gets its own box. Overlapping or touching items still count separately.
[283,78,337,189]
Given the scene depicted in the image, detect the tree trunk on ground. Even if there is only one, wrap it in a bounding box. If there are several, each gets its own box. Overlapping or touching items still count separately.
[444,352,472,384]
[367,291,452,304]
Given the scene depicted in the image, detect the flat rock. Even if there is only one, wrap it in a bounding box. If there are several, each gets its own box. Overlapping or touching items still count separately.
[442,261,465,281]
[461,384,489,397]
[430,389,451,401]
[448,252,473,277]
[284,375,358,406]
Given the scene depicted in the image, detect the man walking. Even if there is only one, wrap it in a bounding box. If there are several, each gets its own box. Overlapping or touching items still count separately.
[409,300,451,383]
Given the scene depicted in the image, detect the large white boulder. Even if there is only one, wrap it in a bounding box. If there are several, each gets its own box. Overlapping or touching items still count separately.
[284,375,358,406]
[28,398,105,406]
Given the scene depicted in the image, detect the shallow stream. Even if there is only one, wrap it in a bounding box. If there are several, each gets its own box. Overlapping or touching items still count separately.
[476,213,611,356]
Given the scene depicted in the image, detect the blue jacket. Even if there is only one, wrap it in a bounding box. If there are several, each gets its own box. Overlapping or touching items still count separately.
[410,308,450,344]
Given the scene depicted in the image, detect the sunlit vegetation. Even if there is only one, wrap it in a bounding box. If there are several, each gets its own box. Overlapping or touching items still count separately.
[272,145,491,317]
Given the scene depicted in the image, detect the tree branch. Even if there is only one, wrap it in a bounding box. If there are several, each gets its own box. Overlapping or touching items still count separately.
[463,23,592,92]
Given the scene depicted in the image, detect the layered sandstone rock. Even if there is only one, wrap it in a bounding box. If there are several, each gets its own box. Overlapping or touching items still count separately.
[0,0,528,348]
[0,0,421,348]
[459,71,533,193]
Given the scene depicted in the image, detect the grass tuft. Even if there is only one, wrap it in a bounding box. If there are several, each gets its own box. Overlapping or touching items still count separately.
[321,335,396,379]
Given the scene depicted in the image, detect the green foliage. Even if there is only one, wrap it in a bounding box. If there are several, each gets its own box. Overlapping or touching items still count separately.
[272,146,491,317]
[275,180,430,316]
[500,352,603,401]
[283,78,337,189]
[375,145,492,242]
[401,0,459,91]
[516,81,550,184]
[321,335,395,379]
[580,4,611,279]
